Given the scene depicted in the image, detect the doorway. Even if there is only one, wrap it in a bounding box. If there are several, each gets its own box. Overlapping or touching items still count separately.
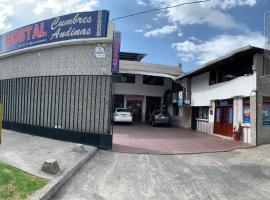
[214,100,233,137]
[145,97,161,121]
[127,100,143,121]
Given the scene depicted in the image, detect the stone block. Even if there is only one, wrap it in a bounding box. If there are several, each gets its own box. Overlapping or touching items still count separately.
[73,144,87,153]
[42,159,60,175]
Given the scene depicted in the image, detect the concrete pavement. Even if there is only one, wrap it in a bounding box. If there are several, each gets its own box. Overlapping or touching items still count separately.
[53,145,270,200]
[0,129,97,179]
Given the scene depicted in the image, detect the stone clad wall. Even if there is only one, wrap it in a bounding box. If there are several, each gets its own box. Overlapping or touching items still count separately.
[0,42,112,79]
[0,41,114,148]
[256,53,270,145]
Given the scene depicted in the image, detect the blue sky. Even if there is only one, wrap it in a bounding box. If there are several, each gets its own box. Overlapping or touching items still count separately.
[0,0,269,72]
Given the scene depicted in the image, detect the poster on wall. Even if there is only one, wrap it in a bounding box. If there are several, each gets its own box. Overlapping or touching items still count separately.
[0,10,109,55]
[243,105,250,124]
[263,96,270,126]
[178,91,183,106]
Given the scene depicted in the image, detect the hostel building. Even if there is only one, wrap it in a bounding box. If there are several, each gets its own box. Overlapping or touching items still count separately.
[0,11,114,149]
[175,46,270,146]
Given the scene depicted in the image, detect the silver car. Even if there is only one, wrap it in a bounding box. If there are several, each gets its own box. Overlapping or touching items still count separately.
[149,110,170,127]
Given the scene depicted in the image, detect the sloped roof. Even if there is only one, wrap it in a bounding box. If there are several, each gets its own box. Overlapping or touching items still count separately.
[175,45,264,80]
[120,52,147,61]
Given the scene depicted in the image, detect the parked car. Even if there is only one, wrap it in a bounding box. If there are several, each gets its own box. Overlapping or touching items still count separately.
[113,108,133,125]
[149,110,170,127]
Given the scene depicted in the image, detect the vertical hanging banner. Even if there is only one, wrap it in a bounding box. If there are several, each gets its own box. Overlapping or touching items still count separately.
[0,10,109,55]
[111,32,121,73]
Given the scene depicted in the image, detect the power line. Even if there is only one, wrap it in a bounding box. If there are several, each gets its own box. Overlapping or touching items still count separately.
[111,0,212,22]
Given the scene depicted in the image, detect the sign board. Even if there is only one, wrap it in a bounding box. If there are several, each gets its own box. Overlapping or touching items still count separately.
[0,10,109,54]
[111,32,121,73]
[178,91,183,106]
[263,96,270,126]
[95,46,106,58]
[243,105,250,124]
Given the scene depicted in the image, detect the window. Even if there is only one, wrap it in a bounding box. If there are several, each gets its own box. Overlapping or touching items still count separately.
[198,107,209,119]
[228,107,233,124]
[143,75,164,86]
[208,57,253,85]
[114,74,135,83]
[173,103,179,116]
[263,96,270,126]
[216,108,220,122]
[209,70,218,85]
[113,95,124,111]
[116,108,128,112]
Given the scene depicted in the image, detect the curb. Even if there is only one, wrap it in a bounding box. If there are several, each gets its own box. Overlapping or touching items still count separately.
[28,147,98,200]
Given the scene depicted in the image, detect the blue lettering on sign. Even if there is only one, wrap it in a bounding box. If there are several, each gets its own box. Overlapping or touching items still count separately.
[0,10,109,55]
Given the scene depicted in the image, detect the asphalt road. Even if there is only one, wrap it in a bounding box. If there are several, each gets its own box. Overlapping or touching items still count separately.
[53,145,270,200]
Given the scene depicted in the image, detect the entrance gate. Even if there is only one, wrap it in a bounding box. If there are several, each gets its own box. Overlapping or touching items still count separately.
[0,75,113,149]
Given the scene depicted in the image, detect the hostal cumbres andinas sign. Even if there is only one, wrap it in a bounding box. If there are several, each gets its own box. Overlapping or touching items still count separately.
[0,10,109,54]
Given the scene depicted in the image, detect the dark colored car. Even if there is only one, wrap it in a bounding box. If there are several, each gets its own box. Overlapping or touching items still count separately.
[149,110,170,127]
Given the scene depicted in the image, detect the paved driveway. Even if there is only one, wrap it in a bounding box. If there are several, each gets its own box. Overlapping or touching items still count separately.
[112,123,252,154]
[53,145,270,200]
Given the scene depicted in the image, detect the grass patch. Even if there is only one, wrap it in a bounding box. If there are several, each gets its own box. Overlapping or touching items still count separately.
[0,162,48,200]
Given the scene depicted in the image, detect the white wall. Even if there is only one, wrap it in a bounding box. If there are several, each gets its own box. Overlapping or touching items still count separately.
[191,72,256,106]
[114,75,171,97]
[115,75,172,121]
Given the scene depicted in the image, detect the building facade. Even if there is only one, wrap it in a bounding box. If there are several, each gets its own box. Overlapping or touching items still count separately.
[0,11,114,149]
[175,46,268,146]
[113,52,182,122]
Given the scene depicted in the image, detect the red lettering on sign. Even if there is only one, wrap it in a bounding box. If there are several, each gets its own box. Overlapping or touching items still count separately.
[32,22,47,39]
[13,31,19,45]
[19,30,25,43]
[32,24,40,39]
[5,34,12,45]
[39,22,47,37]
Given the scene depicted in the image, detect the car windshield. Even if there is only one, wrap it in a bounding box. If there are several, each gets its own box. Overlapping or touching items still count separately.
[153,110,169,116]
[116,108,128,112]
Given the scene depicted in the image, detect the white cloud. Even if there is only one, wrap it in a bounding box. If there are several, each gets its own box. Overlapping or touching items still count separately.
[149,0,256,29]
[0,2,14,31]
[172,31,264,65]
[177,31,183,37]
[209,0,256,10]
[135,29,144,33]
[0,0,100,33]
[137,0,147,6]
[33,0,99,15]
[144,25,177,37]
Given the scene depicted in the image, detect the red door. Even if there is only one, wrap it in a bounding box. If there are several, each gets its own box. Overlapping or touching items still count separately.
[214,106,233,137]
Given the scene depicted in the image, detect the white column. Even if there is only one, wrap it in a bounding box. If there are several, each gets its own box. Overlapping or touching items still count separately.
[124,95,127,108]
[233,97,243,128]
[142,96,146,122]
[209,100,215,134]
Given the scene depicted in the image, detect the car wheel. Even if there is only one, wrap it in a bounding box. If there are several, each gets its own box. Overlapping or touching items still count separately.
[151,121,155,127]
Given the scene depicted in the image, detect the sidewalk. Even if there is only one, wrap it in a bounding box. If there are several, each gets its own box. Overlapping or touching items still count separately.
[0,129,96,179]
